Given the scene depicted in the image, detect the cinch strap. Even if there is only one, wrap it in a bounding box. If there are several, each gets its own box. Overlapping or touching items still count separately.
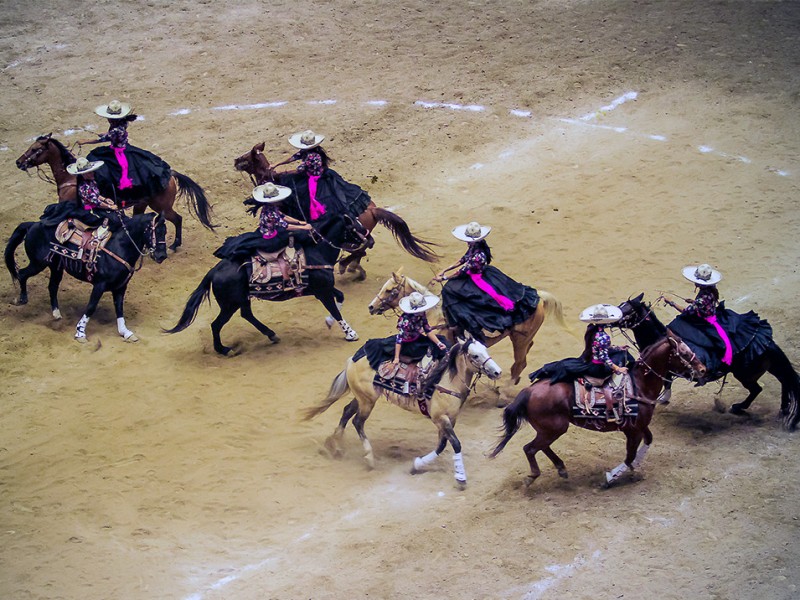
[308,175,326,220]
[469,272,515,311]
[113,146,134,190]
[705,314,733,365]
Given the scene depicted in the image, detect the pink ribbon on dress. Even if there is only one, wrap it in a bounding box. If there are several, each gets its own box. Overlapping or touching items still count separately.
[308,175,326,220]
[113,146,134,190]
[469,272,515,311]
[705,314,733,365]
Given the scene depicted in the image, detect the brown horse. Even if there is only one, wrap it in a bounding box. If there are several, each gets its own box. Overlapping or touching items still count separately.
[368,269,571,385]
[16,134,216,250]
[233,142,439,279]
[488,332,707,486]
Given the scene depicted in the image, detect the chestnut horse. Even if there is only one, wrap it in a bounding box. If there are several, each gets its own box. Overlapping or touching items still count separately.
[233,142,439,279]
[488,333,707,486]
[618,293,800,431]
[16,134,215,250]
[303,338,502,488]
[367,268,570,385]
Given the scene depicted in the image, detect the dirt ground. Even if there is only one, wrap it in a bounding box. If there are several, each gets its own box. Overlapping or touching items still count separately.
[1,1,799,598]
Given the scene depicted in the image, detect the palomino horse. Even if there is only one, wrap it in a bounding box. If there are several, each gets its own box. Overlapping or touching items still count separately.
[368,268,570,385]
[488,332,707,486]
[303,338,502,487]
[233,142,439,279]
[5,213,168,342]
[16,134,215,250]
[618,293,800,431]
[165,216,362,354]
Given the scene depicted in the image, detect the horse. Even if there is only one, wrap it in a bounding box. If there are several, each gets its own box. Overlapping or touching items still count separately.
[5,212,168,342]
[165,216,363,355]
[488,332,707,486]
[367,268,570,385]
[233,142,439,279]
[618,293,800,431]
[16,133,216,250]
[302,338,502,488]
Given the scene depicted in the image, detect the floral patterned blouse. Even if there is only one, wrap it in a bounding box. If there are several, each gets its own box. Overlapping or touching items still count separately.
[591,327,620,369]
[78,180,103,209]
[684,287,718,319]
[99,123,129,148]
[296,151,324,177]
[457,244,488,275]
[396,312,433,344]
[259,205,289,239]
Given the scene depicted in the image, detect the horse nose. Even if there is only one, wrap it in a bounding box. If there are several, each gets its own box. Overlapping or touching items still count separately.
[367,304,376,315]
[16,159,26,170]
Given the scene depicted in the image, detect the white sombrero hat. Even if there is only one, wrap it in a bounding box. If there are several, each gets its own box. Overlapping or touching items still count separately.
[252,182,292,203]
[579,303,623,324]
[452,221,491,243]
[66,156,104,175]
[288,129,325,150]
[95,100,132,119]
[682,264,722,286]
[398,291,440,314]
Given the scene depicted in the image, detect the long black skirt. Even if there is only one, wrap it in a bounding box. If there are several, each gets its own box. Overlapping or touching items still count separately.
[276,169,372,223]
[353,335,448,371]
[668,303,773,378]
[441,266,540,339]
[213,230,313,262]
[529,349,633,384]
[88,145,172,203]
[39,202,123,231]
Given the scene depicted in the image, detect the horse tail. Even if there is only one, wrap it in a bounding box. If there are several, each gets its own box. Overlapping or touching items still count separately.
[4,222,33,285]
[767,342,800,431]
[371,207,440,262]
[537,290,574,335]
[487,389,531,458]
[302,368,351,421]
[172,170,218,231]
[162,264,216,333]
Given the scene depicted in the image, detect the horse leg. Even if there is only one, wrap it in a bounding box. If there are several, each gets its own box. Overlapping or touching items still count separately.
[351,402,377,470]
[343,250,367,281]
[160,205,183,252]
[240,301,280,344]
[605,429,642,485]
[509,330,534,386]
[730,376,762,415]
[325,398,358,458]
[411,436,448,475]
[631,427,653,470]
[14,259,50,305]
[316,289,358,341]
[541,447,568,479]
[210,305,238,356]
[47,266,64,320]
[439,418,467,488]
[522,427,567,487]
[111,285,137,342]
[75,283,107,342]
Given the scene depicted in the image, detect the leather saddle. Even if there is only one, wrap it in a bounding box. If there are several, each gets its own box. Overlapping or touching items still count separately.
[51,218,112,264]
[249,244,307,293]
[573,372,633,418]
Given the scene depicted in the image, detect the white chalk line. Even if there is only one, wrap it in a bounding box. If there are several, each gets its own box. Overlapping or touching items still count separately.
[3,43,69,71]
[502,550,601,599]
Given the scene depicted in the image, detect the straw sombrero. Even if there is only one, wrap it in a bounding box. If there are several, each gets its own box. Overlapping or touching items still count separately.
[95,100,132,119]
[579,303,623,324]
[288,130,325,150]
[66,156,104,175]
[452,221,491,243]
[252,182,292,203]
[398,291,440,314]
[682,264,722,286]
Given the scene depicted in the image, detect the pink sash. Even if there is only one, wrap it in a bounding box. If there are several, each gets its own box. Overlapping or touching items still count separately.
[469,273,515,311]
[113,146,134,190]
[308,175,326,220]
[705,315,733,365]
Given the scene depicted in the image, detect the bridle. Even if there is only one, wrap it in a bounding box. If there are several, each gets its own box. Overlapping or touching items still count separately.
[635,338,703,383]
[434,341,496,399]
[370,277,406,316]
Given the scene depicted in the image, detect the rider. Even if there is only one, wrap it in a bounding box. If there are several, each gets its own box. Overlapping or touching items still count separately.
[78,100,172,202]
[393,292,449,366]
[433,221,540,342]
[271,130,372,225]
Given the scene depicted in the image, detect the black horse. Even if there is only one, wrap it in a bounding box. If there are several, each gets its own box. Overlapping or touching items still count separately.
[165,216,362,355]
[5,212,168,342]
[618,293,799,431]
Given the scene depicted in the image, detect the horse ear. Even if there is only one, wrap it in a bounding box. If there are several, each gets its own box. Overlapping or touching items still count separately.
[634,292,644,302]
[392,269,403,283]
[255,141,265,152]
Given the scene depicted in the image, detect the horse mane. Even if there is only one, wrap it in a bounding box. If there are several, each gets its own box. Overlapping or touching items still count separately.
[422,339,466,387]
[404,276,431,295]
[638,335,669,362]
[40,135,76,166]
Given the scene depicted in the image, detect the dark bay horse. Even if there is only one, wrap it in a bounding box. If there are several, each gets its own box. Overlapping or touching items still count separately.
[165,217,360,355]
[618,293,800,431]
[16,134,215,250]
[233,142,439,279]
[5,213,167,342]
[488,333,706,486]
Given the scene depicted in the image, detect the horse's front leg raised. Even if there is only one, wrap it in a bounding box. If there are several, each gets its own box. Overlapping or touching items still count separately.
[411,435,447,475]
[317,288,358,341]
[75,283,107,343]
[111,285,138,342]
[605,429,642,485]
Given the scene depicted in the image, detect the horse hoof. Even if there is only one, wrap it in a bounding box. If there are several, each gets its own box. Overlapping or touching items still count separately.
[75,336,88,344]
[713,397,728,414]
[455,479,467,490]
[324,436,343,459]
[345,332,359,342]
[364,457,375,470]
[558,468,569,479]
[13,297,28,306]
[730,405,748,416]
[523,475,537,488]
[123,333,139,343]
[269,335,281,344]
[324,316,335,329]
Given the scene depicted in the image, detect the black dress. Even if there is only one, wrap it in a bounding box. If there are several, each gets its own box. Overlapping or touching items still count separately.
[276,169,372,223]
[87,145,172,204]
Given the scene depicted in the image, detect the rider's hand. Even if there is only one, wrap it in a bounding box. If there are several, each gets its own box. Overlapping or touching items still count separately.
[437,342,446,350]
[616,366,628,375]
[392,358,400,365]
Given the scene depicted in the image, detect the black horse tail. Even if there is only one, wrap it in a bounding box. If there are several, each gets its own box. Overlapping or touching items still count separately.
[4,222,33,285]
[163,264,216,333]
[172,170,217,231]
[767,342,800,431]
[371,207,440,263]
[488,389,531,458]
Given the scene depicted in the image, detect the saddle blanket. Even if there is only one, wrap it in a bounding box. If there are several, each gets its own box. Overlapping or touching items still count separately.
[47,219,112,280]
[373,357,437,417]
[248,246,308,300]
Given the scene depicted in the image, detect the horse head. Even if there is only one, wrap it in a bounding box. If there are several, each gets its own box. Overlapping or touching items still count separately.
[16,133,55,171]
[666,330,707,382]
[368,269,407,315]
[462,338,503,380]
[233,142,274,185]
[617,293,648,328]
